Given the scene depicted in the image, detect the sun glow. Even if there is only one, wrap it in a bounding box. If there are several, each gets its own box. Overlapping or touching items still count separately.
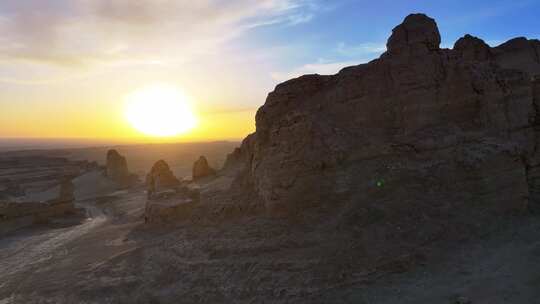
[124,84,197,137]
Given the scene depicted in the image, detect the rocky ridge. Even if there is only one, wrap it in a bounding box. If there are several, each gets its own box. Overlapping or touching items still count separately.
[223,13,540,223]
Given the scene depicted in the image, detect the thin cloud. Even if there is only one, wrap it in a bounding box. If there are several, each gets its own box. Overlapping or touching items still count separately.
[336,42,386,57]
[271,40,386,82]
[271,59,368,82]
[0,0,322,68]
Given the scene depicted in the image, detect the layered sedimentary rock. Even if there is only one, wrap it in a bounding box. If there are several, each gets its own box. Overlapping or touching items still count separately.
[0,155,92,198]
[106,149,136,188]
[146,160,180,194]
[225,14,540,218]
[0,178,77,234]
[192,156,216,180]
[0,154,95,234]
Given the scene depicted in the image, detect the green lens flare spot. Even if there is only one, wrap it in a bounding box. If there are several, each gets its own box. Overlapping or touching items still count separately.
[376,179,385,187]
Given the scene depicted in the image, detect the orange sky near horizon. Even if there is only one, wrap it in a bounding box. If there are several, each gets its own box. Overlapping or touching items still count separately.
[2,1,539,144]
[0,57,262,142]
[0,99,256,142]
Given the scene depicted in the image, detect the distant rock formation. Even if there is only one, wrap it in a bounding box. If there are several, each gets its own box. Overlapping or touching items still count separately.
[224,13,540,218]
[0,178,77,234]
[146,160,180,195]
[106,149,136,188]
[0,179,24,200]
[56,178,75,204]
[106,149,128,179]
[192,156,216,180]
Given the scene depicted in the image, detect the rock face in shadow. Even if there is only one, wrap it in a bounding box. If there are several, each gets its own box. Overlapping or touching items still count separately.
[192,156,216,180]
[146,160,180,193]
[106,149,136,188]
[386,13,441,56]
[225,13,540,218]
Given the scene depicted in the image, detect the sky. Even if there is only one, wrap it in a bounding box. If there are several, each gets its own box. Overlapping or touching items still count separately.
[1,0,539,144]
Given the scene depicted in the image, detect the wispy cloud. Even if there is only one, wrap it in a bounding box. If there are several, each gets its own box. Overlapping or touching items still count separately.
[335,42,386,57]
[0,0,321,68]
[271,40,386,82]
[271,59,369,81]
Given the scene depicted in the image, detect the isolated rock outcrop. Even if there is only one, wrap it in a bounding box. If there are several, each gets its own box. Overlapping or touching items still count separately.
[386,13,441,56]
[192,156,216,180]
[146,160,180,194]
[56,178,75,203]
[106,149,136,187]
[225,13,540,219]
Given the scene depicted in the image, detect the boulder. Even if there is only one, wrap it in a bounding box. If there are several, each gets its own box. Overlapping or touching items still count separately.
[225,13,540,220]
[192,156,216,180]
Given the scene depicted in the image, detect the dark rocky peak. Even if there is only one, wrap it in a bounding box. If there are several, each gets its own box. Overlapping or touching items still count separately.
[386,13,441,56]
[497,37,534,51]
[493,37,540,76]
[453,34,492,61]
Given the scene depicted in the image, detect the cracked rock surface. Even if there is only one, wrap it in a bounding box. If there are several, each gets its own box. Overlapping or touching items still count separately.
[226,13,540,219]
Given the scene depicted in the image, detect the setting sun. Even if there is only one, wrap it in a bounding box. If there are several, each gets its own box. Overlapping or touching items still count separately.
[124,84,198,137]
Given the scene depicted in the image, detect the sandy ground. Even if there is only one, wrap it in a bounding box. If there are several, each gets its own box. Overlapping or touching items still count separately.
[0,186,539,303]
[0,188,144,302]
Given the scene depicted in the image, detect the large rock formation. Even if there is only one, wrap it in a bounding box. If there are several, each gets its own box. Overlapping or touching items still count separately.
[106,149,135,188]
[146,160,180,194]
[224,13,540,219]
[192,156,216,180]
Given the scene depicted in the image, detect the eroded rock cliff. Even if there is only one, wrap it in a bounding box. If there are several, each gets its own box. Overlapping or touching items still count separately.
[225,13,540,219]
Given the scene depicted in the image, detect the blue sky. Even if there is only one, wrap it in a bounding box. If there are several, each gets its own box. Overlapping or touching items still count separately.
[246,0,540,80]
[0,0,539,140]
